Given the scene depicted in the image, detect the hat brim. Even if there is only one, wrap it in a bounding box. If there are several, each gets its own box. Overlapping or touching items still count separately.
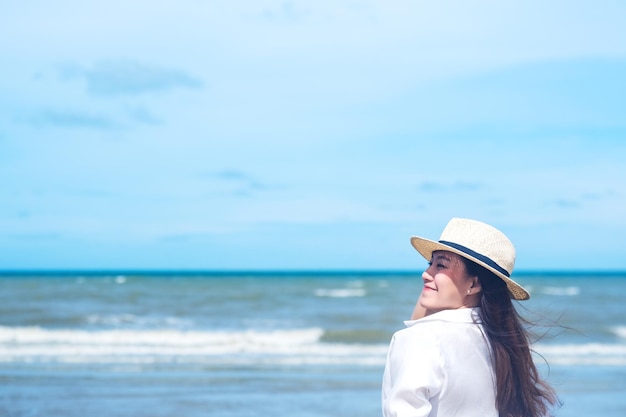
[410,236,530,301]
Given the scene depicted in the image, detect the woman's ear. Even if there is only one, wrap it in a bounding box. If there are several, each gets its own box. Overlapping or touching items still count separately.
[469,276,482,295]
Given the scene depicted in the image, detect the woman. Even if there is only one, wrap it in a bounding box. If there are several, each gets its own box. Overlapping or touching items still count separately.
[382,218,558,417]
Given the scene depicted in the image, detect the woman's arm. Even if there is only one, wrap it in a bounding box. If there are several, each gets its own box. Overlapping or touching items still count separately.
[382,328,443,417]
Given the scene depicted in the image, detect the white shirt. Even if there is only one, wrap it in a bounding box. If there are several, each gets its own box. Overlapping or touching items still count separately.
[381,308,497,417]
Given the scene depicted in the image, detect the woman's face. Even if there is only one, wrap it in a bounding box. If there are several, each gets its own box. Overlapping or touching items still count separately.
[418,250,479,316]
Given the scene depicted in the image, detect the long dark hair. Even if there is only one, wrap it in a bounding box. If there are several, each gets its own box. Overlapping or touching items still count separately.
[462,259,559,417]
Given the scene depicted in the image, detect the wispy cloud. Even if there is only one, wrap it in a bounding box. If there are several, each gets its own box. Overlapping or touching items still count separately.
[550,199,580,209]
[59,60,203,97]
[126,106,163,125]
[15,109,119,130]
[417,181,481,193]
[214,170,252,181]
[203,169,282,197]
[257,1,313,22]
[10,232,64,241]
[581,190,616,201]
[547,189,618,210]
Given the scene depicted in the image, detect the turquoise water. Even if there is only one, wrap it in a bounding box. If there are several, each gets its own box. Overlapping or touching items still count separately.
[1,271,625,416]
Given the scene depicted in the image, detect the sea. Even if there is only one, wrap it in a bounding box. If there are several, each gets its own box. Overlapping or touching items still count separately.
[1,271,625,417]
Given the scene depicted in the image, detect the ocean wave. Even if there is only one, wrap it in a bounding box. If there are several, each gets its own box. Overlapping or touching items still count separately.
[540,286,580,296]
[0,326,385,366]
[535,343,626,366]
[85,314,193,328]
[1,326,625,367]
[314,288,367,298]
[314,280,367,298]
[612,326,626,340]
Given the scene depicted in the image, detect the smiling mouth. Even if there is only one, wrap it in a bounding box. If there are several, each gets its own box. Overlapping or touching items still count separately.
[424,286,437,291]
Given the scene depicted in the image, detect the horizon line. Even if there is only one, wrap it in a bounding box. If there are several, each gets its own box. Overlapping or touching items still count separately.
[0,268,625,277]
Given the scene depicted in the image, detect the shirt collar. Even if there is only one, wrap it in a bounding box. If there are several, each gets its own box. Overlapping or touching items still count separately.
[403,307,481,328]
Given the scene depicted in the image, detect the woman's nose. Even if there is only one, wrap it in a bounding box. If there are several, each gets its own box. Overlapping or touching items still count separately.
[422,269,433,282]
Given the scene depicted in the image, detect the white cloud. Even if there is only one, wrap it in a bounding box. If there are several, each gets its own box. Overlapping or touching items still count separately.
[59,61,203,97]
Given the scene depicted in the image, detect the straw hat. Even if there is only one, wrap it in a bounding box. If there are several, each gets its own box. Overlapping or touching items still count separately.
[410,218,529,300]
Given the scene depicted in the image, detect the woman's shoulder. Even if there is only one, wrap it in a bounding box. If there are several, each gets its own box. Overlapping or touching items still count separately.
[391,318,442,347]
[393,308,482,345]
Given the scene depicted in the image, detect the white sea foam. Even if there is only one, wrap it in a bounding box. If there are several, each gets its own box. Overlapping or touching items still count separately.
[0,326,385,366]
[540,286,580,296]
[85,314,193,328]
[1,326,625,367]
[612,326,626,340]
[314,288,367,298]
[314,280,367,297]
[535,343,626,366]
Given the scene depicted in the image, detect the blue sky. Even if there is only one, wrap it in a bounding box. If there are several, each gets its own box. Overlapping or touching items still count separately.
[1,1,626,271]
